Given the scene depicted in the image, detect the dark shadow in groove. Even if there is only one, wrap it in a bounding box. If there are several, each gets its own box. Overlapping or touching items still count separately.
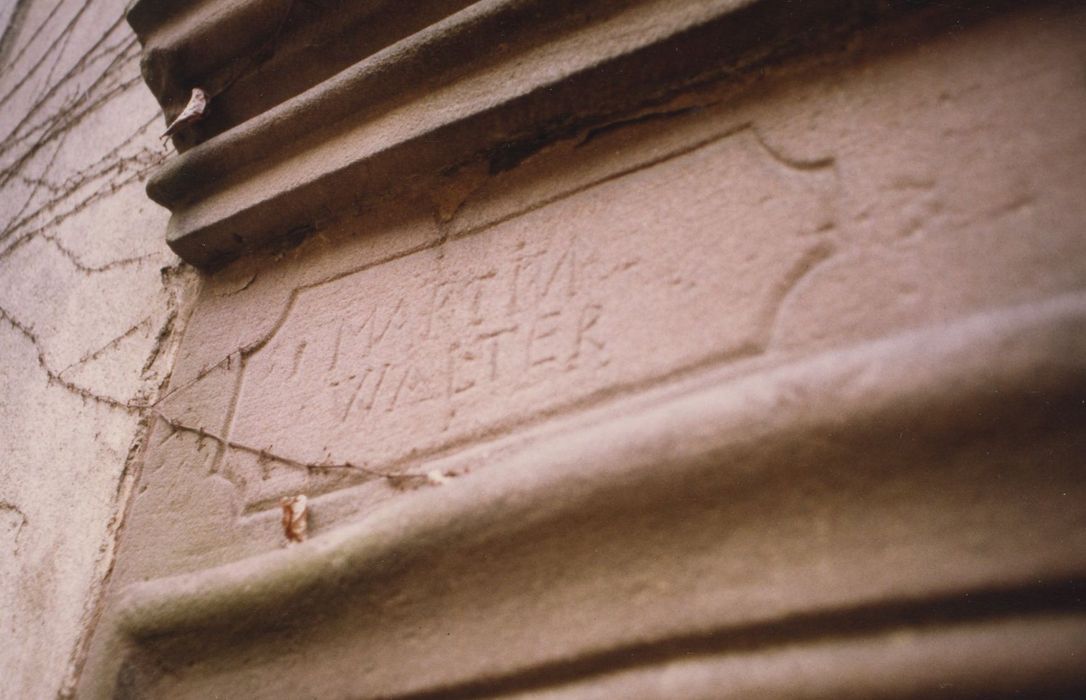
[381,578,1086,700]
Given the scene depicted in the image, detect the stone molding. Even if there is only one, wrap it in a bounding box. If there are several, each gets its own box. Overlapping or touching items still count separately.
[83,295,1086,697]
[129,0,478,148]
[129,0,968,266]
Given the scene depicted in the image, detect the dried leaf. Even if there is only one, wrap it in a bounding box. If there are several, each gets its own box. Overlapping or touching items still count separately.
[161,88,209,139]
[280,494,308,543]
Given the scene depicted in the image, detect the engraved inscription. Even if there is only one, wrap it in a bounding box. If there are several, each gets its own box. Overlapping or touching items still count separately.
[223,128,838,503]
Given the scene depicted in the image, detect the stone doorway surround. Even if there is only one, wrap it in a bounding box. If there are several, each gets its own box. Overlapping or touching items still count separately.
[78,0,1086,697]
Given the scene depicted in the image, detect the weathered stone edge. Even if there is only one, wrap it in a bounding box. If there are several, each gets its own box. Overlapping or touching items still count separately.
[85,293,1086,696]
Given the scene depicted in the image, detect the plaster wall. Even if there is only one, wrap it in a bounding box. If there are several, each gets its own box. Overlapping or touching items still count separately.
[0,1,194,697]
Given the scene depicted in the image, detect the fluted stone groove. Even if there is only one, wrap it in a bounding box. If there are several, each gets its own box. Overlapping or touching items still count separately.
[132,0,990,267]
